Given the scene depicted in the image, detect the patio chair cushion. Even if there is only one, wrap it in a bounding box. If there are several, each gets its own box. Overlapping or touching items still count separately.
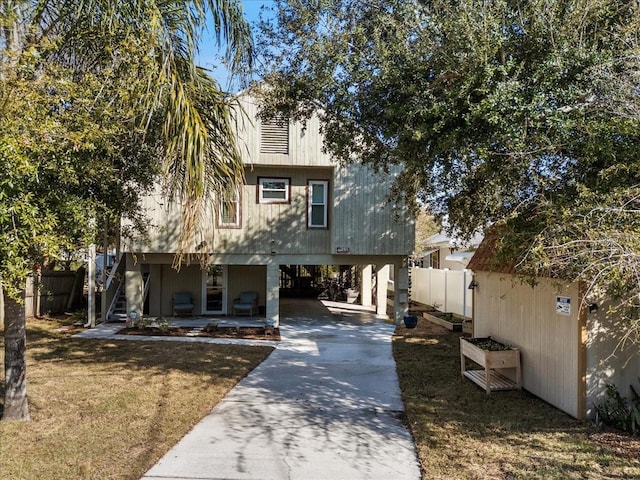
[233,291,258,316]
[173,292,194,315]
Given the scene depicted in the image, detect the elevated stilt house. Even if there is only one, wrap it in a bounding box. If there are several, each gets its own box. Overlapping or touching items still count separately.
[101,93,415,326]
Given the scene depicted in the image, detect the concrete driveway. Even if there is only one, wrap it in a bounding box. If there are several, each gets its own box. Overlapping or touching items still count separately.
[140,299,422,480]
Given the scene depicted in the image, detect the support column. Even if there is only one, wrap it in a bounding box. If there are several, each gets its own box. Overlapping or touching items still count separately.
[86,244,96,328]
[360,265,373,307]
[394,261,410,325]
[376,264,389,317]
[266,261,280,327]
[126,253,143,319]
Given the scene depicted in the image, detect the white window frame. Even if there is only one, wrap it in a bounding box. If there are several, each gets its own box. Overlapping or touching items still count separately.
[308,180,329,229]
[218,188,241,228]
[258,177,290,204]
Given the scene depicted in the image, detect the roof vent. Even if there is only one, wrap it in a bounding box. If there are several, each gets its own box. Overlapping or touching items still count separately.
[260,117,289,154]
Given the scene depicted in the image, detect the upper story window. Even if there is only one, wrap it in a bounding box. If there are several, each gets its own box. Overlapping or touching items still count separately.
[260,117,289,154]
[308,180,329,229]
[258,177,290,204]
[218,188,241,228]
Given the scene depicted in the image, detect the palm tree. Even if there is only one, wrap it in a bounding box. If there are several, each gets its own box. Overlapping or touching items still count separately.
[0,0,253,421]
[38,0,252,253]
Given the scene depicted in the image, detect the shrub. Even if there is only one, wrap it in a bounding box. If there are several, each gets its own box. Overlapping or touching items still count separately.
[595,379,640,436]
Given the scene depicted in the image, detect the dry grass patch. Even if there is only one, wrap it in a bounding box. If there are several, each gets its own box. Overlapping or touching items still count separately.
[393,319,640,480]
[0,318,273,480]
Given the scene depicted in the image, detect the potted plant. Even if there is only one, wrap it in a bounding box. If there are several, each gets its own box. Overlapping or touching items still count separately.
[403,315,418,329]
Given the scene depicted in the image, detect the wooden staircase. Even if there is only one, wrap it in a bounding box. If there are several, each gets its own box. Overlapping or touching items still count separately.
[106,272,150,322]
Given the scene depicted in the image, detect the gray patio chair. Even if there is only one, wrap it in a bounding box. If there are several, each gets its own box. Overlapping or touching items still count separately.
[232,291,259,317]
[172,292,195,317]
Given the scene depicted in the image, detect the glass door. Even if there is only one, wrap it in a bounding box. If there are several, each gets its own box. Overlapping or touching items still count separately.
[203,265,226,314]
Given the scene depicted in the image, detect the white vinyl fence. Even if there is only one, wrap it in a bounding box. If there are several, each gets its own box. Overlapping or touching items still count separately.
[410,267,473,318]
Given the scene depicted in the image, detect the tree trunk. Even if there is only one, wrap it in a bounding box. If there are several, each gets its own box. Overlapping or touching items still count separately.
[2,288,30,421]
[0,278,4,330]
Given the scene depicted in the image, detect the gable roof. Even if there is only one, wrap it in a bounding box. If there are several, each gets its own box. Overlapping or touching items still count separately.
[467,229,518,273]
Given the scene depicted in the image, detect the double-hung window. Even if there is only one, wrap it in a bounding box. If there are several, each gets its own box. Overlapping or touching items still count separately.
[218,188,241,228]
[258,177,290,204]
[308,180,328,229]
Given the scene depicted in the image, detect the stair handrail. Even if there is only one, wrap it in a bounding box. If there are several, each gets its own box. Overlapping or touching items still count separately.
[104,254,126,321]
[105,252,124,290]
[142,272,150,303]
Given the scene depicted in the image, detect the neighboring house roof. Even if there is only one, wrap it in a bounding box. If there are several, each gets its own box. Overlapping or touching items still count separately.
[420,231,484,256]
[445,251,475,264]
[466,230,518,273]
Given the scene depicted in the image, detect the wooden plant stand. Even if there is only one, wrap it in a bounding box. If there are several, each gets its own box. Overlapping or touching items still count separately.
[460,338,521,394]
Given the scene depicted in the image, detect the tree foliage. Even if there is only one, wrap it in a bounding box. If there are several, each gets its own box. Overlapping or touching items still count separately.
[0,0,253,420]
[254,0,640,336]
[1,0,252,291]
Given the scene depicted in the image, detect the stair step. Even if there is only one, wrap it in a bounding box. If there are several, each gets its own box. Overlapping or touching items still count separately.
[108,313,128,322]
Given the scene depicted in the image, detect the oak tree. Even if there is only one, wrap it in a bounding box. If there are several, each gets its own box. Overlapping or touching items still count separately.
[254,0,640,341]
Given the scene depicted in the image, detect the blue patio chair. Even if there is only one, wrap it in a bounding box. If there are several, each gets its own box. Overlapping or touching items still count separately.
[172,292,195,317]
[232,291,259,317]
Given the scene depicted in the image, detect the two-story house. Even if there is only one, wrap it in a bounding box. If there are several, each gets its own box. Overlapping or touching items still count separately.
[108,93,414,327]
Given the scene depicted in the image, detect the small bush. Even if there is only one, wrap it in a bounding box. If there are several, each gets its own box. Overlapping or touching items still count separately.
[595,379,640,436]
[157,317,169,332]
[136,316,153,330]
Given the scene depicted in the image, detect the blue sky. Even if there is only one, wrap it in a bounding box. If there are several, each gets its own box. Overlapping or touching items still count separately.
[197,0,276,91]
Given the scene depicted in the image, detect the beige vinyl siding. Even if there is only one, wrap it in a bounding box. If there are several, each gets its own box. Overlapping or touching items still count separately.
[227,265,267,312]
[125,93,414,259]
[126,167,333,255]
[474,273,582,418]
[143,263,202,317]
[332,164,414,255]
[235,96,332,167]
[215,166,332,255]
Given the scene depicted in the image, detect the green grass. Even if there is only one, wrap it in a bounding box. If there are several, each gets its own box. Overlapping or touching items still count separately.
[0,318,273,480]
[393,326,640,479]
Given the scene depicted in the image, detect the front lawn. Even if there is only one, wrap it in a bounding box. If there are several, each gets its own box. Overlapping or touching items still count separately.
[393,319,640,479]
[0,318,273,480]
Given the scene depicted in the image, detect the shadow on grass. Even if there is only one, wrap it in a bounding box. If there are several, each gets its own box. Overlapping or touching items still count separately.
[0,320,274,397]
[393,330,640,480]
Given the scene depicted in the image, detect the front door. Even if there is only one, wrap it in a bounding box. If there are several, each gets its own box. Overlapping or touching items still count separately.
[203,265,226,314]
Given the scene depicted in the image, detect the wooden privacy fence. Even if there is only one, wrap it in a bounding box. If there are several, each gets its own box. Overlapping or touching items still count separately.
[25,269,84,317]
[410,267,473,318]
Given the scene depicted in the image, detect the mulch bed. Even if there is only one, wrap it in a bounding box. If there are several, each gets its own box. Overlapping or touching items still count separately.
[117,326,281,341]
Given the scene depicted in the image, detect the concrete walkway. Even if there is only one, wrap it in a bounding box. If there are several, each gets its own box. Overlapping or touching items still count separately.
[79,299,422,479]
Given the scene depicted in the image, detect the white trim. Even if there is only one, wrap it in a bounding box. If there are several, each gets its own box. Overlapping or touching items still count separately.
[308,180,328,228]
[259,177,290,204]
[202,265,227,314]
[218,188,241,227]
